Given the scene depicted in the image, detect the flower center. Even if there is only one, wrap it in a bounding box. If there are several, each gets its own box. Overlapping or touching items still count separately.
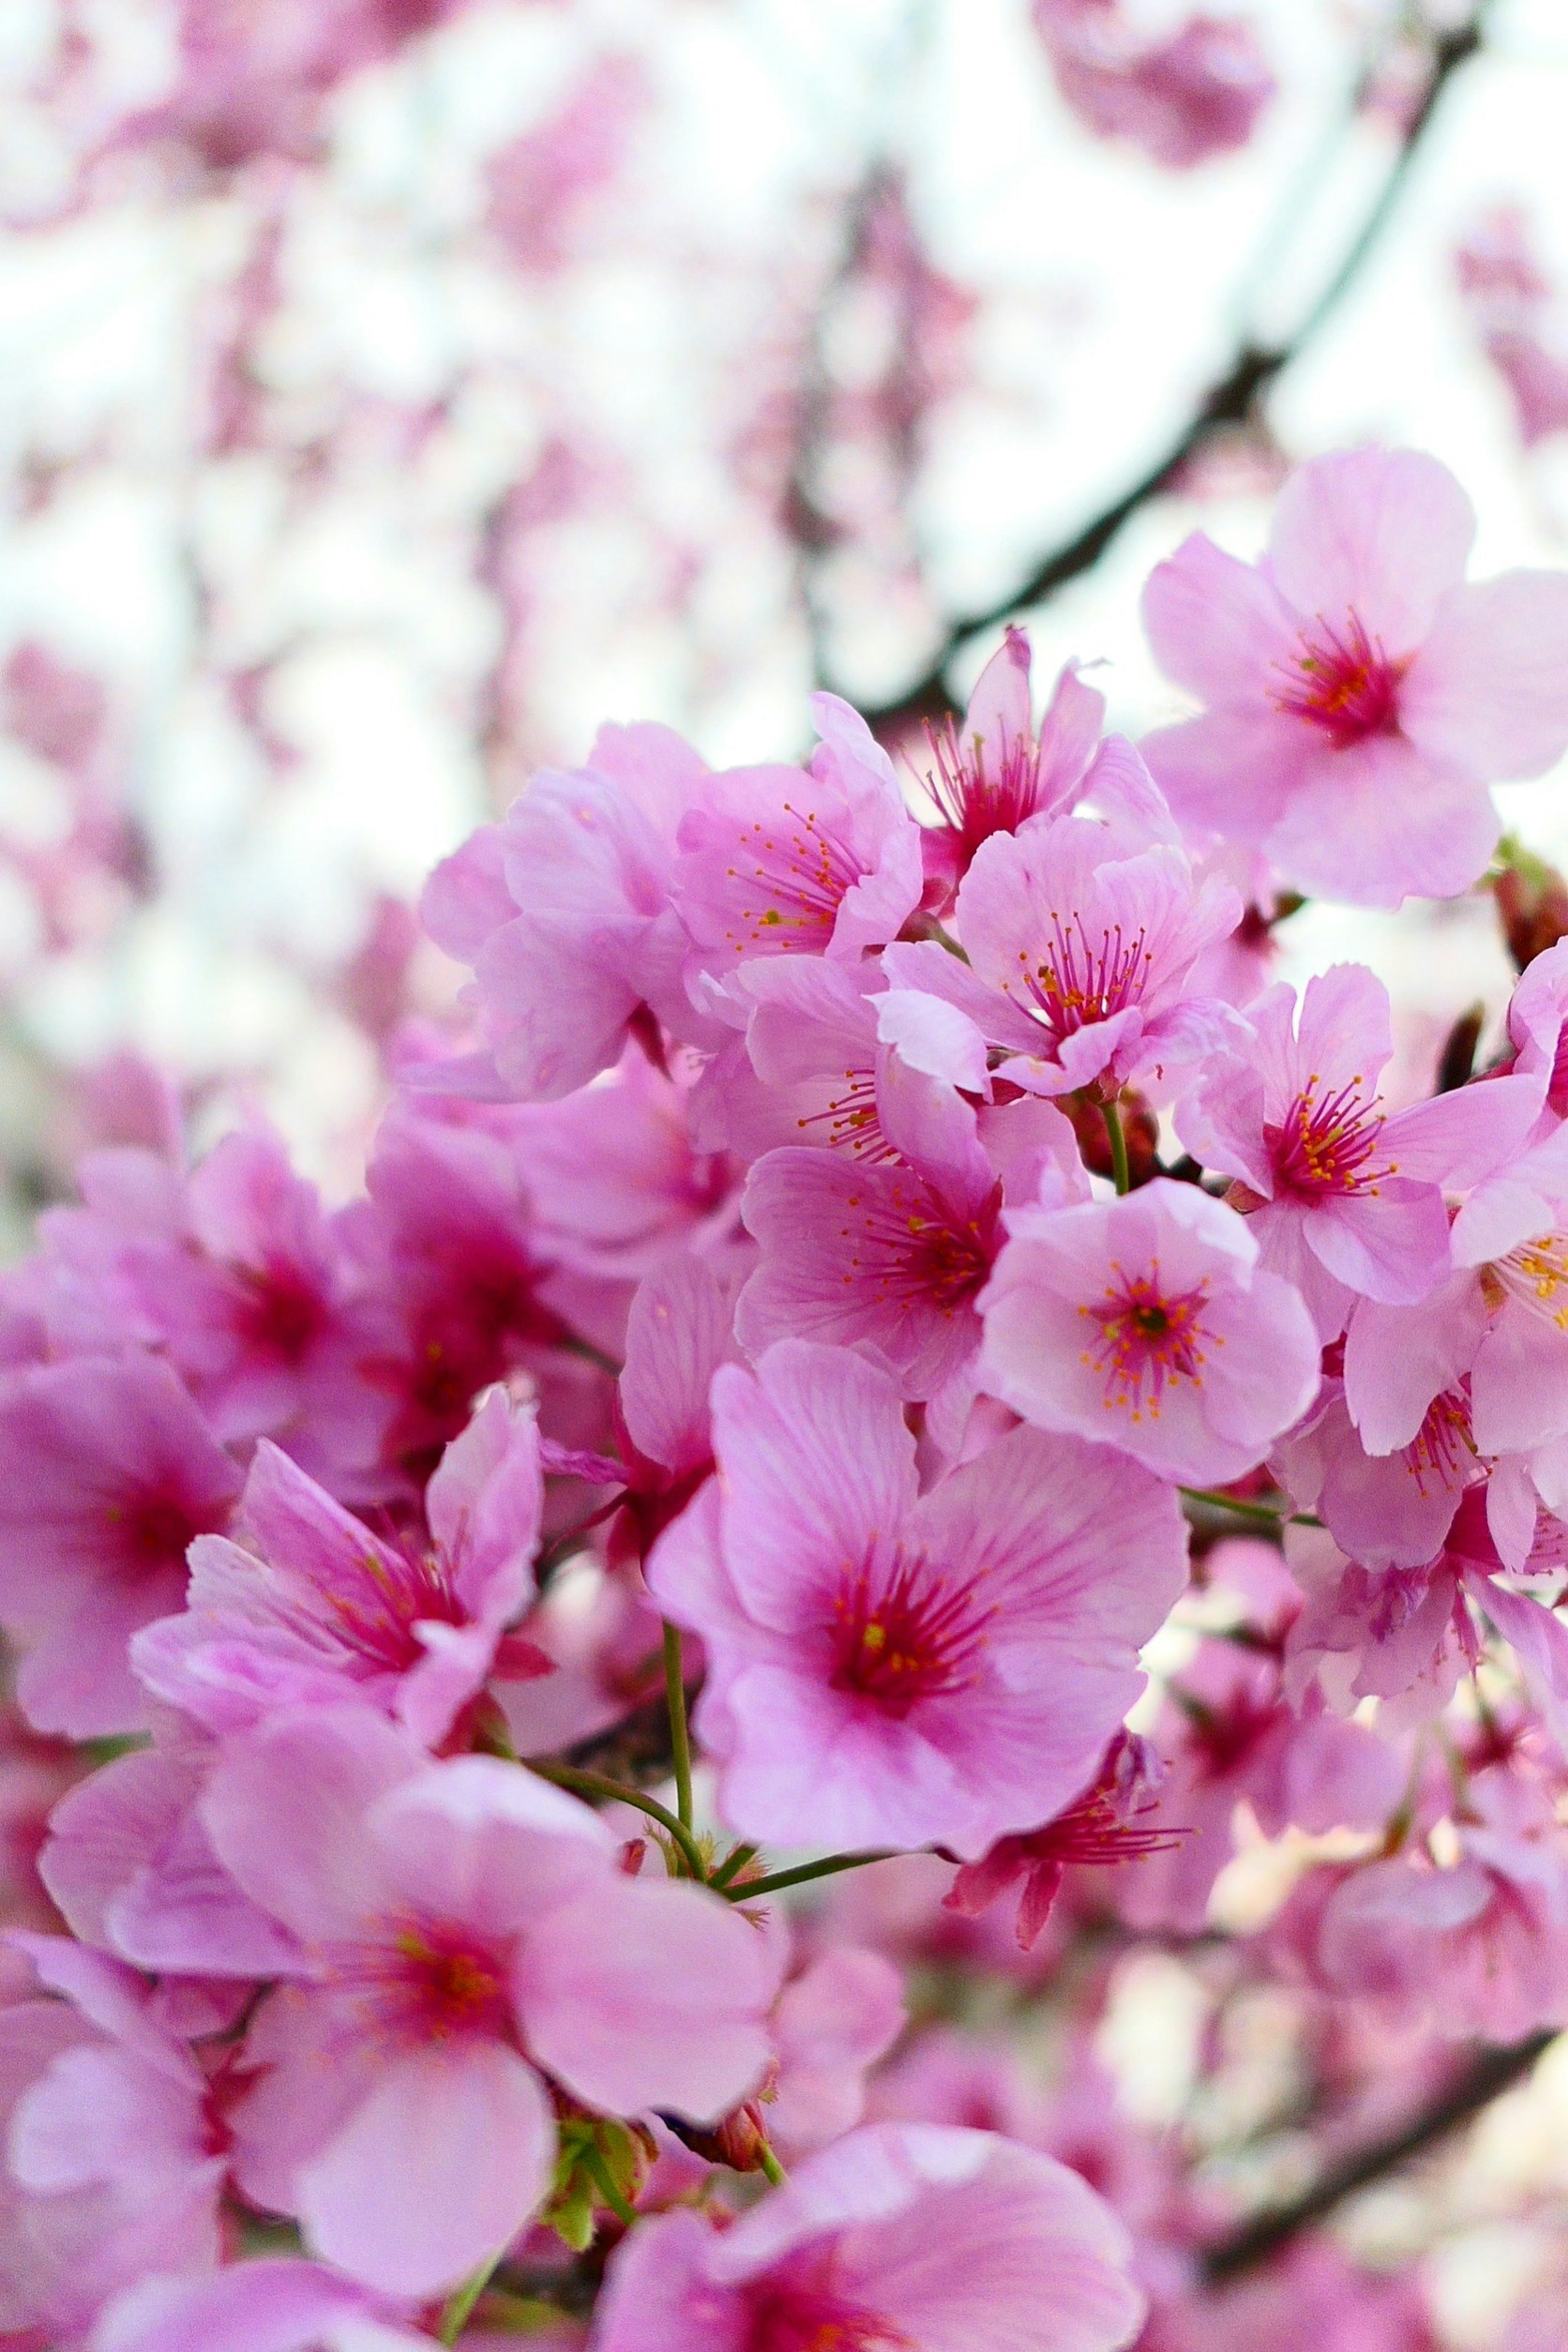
[110,1488,206,1576]
[315,1536,468,1675]
[1483,1233,1568,1331]
[337,1918,511,2046]
[745,2280,909,2352]
[724,802,866,954]
[231,1256,328,1363]
[1265,1076,1390,1200]
[841,1174,997,1316]
[1271,613,1403,748]
[830,1549,993,1718]
[1009,913,1153,1042]
[923,716,1045,861]
[1080,1261,1214,1420]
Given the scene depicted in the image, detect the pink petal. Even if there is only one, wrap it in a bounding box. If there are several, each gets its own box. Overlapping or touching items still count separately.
[299,2041,553,2297]
[1402,570,1568,781]
[1266,447,1475,652]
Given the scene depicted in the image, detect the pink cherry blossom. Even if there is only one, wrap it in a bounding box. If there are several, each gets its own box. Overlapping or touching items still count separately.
[593,2121,1145,2352]
[0,1938,227,2346]
[1178,964,1537,1339]
[916,628,1107,906]
[1273,1378,1483,1571]
[647,1339,1188,1857]
[419,721,706,1101]
[198,1706,779,2296]
[672,695,924,984]
[1036,1,1276,171]
[885,800,1241,1101]
[1142,446,1568,904]
[0,1356,240,1738]
[980,1177,1320,1485]
[131,1391,547,1747]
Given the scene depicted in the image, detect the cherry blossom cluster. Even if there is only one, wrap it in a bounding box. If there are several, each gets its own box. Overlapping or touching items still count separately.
[4,440,1568,2348]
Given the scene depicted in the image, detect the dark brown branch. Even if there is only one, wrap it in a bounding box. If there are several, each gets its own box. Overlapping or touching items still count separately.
[1199,2027,1556,2284]
[851,8,1492,736]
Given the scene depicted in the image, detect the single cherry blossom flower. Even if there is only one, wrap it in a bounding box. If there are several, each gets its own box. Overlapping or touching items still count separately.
[916,627,1107,905]
[647,1339,1187,1856]
[131,1390,549,1747]
[885,800,1241,1101]
[1178,964,1538,1339]
[1141,445,1568,904]
[197,1707,780,2297]
[979,1177,1320,1485]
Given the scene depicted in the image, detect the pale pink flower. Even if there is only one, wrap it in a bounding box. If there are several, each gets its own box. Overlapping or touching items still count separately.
[593,2121,1145,2352]
[1036,0,1276,170]
[0,1357,240,1738]
[0,1938,227,2346]
[885,802,1241,1101]
[673,696,924,984]
[131,1391,548,1747]
[198,1707,778,2296]
[1141,446,1568,904]
[980,1178,1320,1485]
[419,721,706,1102]
[1177,964,1535,1339]
[647,1340,1187,1856]
[916,628,1107,906]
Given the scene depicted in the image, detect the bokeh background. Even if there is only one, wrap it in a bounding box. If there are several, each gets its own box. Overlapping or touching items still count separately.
[7,10,1568,2334]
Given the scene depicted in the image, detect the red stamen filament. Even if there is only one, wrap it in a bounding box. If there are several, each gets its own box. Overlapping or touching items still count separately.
[830,1549,993,1717]
[1270,612,1403,748]
[1080,1261,1215,1421]
[1266,1075,1391,1200]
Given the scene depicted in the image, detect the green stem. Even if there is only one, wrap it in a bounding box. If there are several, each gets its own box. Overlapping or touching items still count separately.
[724,1849,895,1902]
[662,1621,694,1831]
[582,2145,639,2231]
[1100,1097,1131,1195]
[708,1842,759,1891]
[525,1760,707,1882]
[439,2252,504,2344]
[1180,1486,1323,1530]
[757,2139,788,2187]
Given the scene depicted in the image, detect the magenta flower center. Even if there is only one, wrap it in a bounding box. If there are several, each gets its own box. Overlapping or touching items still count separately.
[1080,1261,1214,1419]
[724,802,866,954]
[1265,1077,1390,1200]
[316,1537,469,1675]
[744,2278,909,2352]
[842,1175,996,1314]
[924,717,1045,861]
[1011,915,1154,1043]
[341,1917,512,2045]
[230,1255,329,1363]
[1271,613,1403,748]
[830,1550,993,1717]
[111,1487,207,1575]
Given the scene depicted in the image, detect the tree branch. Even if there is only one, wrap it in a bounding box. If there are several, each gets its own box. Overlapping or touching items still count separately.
[850,7,1493,736]
[1199,2026,1556,2284]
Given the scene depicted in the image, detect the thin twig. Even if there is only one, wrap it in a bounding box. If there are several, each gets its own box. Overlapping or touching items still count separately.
[848,7,1493,735]
[1200,2027,1556,2283]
